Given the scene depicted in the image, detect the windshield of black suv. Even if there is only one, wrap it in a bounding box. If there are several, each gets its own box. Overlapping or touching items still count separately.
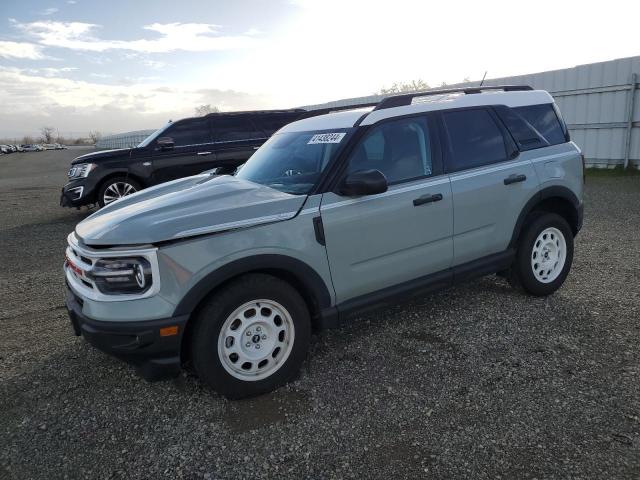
[235,128,354,194]
[137,121,172,148]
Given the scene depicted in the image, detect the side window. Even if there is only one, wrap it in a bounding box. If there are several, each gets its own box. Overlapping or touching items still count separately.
[212,116,266,142]
[163,118,211,147]
[442,109,508,171]
[253,113,301,136]
[513,104,566,146]
[347,117,433,184]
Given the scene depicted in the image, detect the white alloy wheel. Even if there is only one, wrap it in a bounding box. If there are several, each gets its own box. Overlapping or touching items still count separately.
[217,299,295,381]
[103,181,137,205]
[531,227,566,283]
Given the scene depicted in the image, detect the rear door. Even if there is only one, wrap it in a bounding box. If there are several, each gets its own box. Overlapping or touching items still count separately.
[211,115,268,170]
[151,117,216,184]
[320,114,454,304]
[440,107,539,266]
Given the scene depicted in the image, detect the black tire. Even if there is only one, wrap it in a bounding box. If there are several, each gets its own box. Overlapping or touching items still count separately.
[191,273,311,399]
[512,212,574,296]
[97,176,141,208]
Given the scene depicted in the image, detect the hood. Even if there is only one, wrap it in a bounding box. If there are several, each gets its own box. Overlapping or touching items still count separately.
[75,174,307,246]
[71,148,132,164]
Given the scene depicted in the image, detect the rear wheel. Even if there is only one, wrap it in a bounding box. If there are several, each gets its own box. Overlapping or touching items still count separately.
[191,274,311,399]
[97,176,141,207]
[511,212,574,296]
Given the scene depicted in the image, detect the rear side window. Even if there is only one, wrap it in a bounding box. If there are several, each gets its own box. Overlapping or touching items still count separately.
[212,116,266,142]
[513,104,566,146]
[163,118,212,147]
[442,109,508,171]
[253,113,301,136]
[494,105,548,151]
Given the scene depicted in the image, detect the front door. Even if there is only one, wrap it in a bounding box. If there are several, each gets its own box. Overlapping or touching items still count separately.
[152,117,217,184]
[320,114,454,304]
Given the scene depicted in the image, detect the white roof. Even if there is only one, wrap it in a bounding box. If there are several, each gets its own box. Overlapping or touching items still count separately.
[279,107,374,133]
[281,90,554,132]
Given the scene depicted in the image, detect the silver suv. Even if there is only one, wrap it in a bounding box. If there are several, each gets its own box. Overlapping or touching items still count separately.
[64,86,584,398]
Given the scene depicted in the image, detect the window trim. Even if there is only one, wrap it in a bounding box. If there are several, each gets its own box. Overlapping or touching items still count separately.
[437,106,518,174]
[324,112,444,193]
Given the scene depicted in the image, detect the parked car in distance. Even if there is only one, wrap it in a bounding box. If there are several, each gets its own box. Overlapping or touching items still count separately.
[20,144,38,152]
[60,109,307,208]
[0,145,12,154]
[64,86,584,399]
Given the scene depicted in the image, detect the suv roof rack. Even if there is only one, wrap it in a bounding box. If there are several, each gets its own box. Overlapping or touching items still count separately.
[205,108,306,117]
[373,85,534,111]
[297,102,379,120]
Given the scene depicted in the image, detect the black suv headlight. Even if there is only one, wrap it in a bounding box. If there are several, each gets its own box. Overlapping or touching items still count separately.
[68,163,97,179]
[88,257,153,295]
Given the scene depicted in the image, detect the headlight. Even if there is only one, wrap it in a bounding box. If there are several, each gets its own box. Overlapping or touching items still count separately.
[68,163,97,179]
[87,257,153,295]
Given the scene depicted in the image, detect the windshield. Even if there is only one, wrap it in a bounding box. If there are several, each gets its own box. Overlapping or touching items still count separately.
[137,121,172,148]
[235,128,353,194]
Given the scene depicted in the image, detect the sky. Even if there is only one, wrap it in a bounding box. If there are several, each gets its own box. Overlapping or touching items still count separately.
[0,0,638,139]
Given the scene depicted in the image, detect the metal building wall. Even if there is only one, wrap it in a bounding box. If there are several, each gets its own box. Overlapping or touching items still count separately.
[303,56,640,169]
[96,130,155,150]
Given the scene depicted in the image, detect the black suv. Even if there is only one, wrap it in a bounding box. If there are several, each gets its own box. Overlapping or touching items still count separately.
[60,109,305,208]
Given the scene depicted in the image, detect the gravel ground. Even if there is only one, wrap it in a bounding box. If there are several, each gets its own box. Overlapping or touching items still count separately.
[1,149,639,479]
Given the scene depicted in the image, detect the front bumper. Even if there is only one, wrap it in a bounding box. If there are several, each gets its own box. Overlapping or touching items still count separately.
[65,287,188,380]
[60,177,99,207]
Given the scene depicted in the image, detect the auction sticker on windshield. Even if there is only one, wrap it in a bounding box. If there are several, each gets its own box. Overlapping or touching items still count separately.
[308,132,346,144]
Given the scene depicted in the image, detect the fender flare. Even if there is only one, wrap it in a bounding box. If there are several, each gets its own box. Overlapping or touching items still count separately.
[509,185,581,248]
[172,254,332,317]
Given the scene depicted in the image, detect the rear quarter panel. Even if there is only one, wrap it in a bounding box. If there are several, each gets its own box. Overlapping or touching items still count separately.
[529,142,584,202]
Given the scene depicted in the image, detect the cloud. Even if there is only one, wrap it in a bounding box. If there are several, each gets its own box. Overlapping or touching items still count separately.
[67,0,77,3]
[40,7,59,15]
[243,28,262,36]
[21,66,77,77]
[0,41,46,59]
[0,66,271,136]
[13,20,256,53]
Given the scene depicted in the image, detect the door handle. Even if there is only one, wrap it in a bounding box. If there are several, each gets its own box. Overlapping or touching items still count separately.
[504,173,527,185]
[197,151,213,156]
[252,146,260,150]
[413,193,443,206]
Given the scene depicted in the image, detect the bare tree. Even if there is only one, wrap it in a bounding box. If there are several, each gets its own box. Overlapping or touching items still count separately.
[377,79,430,95]
[195,104,220,116]
[40,126,55,143]
[88,131,102,144]
[22,135,34,144]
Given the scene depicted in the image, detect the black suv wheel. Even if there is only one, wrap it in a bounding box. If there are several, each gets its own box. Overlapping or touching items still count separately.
[97,176,141,207]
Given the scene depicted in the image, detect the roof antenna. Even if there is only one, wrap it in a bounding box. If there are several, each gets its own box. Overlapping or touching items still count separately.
[479,71,488,87]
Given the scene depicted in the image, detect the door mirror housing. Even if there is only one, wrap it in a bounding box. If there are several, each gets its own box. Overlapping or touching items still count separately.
[156,137,175,151]
[338,169,388,196]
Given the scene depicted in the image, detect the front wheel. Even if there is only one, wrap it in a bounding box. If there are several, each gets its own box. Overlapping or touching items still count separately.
[97,176,141,208]
[512,212,574,296]
[191,274,311,399]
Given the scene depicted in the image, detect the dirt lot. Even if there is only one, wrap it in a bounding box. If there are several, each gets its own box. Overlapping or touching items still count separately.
[1,149,639,479]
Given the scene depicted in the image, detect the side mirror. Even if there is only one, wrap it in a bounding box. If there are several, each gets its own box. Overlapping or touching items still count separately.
[156,137,174,151]
[339,169,388,196]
